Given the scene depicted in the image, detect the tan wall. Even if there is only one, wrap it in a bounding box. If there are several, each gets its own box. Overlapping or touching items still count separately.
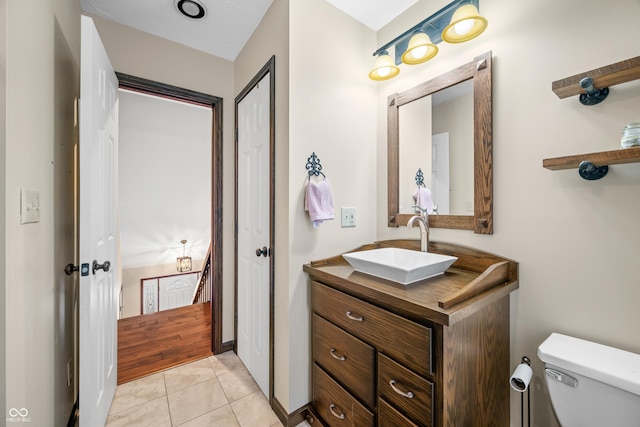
[89,15,237,343]
[375,0,640,425]
[6,1,640,424]
[398,96,432,213]
[234,0,292,409]
[5,0,81,424]
[433,92,474,214]
[287,0,378,411]
[0,0,7,421]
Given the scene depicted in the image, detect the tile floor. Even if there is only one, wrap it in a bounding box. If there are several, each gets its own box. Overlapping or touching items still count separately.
[106,351,306,427]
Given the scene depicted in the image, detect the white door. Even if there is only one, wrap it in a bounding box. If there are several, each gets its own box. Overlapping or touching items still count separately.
[159,273,198,311]
[431,132,450,214]
[237,73,271,397]
[79,15,119,426]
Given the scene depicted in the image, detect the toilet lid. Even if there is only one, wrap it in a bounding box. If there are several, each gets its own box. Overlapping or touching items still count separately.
[538,333,640,397]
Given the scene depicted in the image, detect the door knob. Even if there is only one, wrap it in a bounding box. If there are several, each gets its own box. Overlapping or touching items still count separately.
[64,263,79,276]
[92,260,111,274]
[255,247,268,257]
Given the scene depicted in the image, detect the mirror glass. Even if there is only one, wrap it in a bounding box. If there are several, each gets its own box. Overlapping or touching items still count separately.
[398,80,474,215]
[388,51,493,234]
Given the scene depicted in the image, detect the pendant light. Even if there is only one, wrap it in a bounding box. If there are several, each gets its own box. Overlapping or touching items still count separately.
[176,240,192,272]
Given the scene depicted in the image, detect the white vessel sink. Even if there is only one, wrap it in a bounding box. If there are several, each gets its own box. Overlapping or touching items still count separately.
[342,247,458,285]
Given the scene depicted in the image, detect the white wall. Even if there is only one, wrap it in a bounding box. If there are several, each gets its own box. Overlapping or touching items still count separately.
[375,0,640,425]
[118,90,212,270]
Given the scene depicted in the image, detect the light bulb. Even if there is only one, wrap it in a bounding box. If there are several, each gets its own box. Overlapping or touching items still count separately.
[377,67,391,77]
[454,18,474,35]
[369,51,399,80]
[410,46,428,60]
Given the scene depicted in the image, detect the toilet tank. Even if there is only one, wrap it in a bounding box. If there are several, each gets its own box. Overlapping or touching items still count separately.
[538,333,640,427]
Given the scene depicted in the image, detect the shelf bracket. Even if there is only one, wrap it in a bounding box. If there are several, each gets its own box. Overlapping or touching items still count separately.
[578,77,609,106]
[578,160,608,180]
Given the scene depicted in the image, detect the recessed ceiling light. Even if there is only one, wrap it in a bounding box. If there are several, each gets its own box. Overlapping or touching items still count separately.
[176,0,206,19]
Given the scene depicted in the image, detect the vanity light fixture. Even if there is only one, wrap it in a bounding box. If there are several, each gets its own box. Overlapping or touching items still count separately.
[369,0,487,80]
[176,239,192,272]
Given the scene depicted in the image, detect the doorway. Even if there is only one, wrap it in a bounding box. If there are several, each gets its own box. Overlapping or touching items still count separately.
[117,72,224,353]
[118,88,210,318]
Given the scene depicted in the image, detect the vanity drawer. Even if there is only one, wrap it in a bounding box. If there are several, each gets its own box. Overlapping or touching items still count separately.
[378,353,434,427]
[313,363,374,427]
[313,314,376,408]
[311,281,432,377]
[379,398,419,427]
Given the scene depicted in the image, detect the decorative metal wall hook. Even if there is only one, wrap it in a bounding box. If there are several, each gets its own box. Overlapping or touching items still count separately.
[578,160,608,180]
[415,168,425,187]
[306,152,326,178]
[579,77,609,105]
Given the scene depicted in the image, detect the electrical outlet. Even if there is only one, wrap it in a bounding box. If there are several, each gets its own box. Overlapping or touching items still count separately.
[20,189,40,224]
[341,207,356,227]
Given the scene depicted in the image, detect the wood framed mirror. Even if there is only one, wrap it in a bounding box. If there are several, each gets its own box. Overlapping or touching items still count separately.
[388,51,493,234]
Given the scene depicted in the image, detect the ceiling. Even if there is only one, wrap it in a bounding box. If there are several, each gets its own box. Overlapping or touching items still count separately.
[324,0,418,30]
[80,0,418,61]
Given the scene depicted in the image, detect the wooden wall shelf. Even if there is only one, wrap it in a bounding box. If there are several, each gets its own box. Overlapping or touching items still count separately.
[546,55,640,179]
[543,146,640,170]
[552,55,640,99]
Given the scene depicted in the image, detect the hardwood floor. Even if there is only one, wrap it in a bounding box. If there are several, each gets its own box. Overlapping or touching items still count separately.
[117,302,213,384]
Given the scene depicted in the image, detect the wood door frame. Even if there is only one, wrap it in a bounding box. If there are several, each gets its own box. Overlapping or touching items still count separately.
[116,72,224,354]
[234,56,276,403]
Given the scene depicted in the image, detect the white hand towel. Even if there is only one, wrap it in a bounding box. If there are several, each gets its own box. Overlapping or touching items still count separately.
[413,186,434,214]
[305,178,334,227]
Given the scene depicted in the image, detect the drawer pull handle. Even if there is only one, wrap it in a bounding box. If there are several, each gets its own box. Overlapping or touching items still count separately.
[330,348,346,361]
[329,404,345,420]
[390,379,415,399]
[345,311,363,322]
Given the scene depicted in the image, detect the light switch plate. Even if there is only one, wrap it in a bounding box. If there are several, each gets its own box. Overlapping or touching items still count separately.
[21,189,40,224]
[341,207,356,227]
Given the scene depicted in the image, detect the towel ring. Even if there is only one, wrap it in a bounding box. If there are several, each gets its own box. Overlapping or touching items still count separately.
[415,168,425,187]
[306,152,326,178]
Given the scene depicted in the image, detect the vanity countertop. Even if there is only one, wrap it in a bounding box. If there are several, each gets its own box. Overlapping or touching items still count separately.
[303,239,519,326]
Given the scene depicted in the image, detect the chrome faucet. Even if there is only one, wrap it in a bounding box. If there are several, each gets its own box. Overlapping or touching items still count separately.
[408,206,429,252]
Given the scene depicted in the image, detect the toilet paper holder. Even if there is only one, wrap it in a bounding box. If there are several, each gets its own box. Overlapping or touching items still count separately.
[510,356,532,392]
[510,356,532,427]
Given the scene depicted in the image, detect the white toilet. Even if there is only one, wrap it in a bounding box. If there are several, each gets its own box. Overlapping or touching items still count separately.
[538,333,640,427]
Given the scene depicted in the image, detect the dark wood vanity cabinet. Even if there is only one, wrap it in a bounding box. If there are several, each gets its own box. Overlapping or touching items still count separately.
[305,240,519,427]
